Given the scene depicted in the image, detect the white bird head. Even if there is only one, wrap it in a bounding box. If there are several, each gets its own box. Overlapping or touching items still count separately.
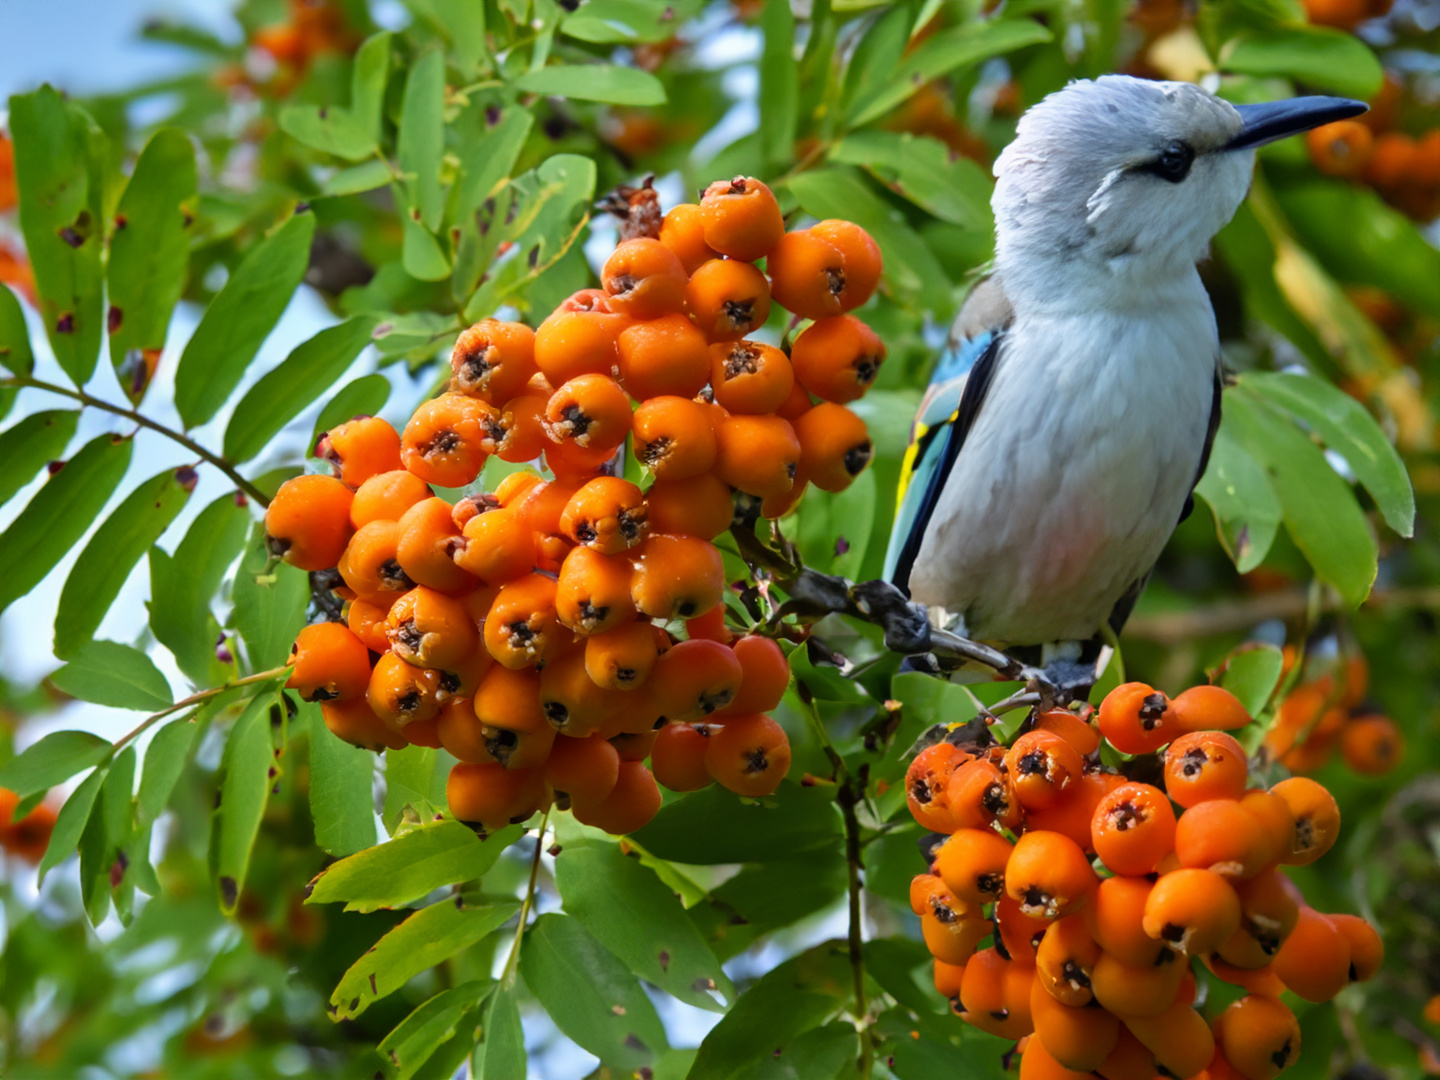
[991,75,1364,311]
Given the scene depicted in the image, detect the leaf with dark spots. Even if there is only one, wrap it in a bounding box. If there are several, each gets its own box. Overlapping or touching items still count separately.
[219,876,238,908]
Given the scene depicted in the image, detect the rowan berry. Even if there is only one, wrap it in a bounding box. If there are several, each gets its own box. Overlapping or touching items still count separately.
[698,176,784,262]
[1005,730,1082,811]
[286,622,370,703]
[317,416,403,488]
[602,238,688,319]
[571,760,662,834]
[586,620,665,691]
[476,665,556,768]
[713,414,800,499]
[709,635,786,717]
[450,507,536,585]
[1220,868,1300,969]
[1170,684,1250,733]
[648,638,744,721]
[608,718,662,758]
[1271,906,1349,1002]
[322,697,407,752]
[958,947,1035,1039]
[686,258,772,341]
[1237,788,1296,870]
[1097,682,1172,755]
[790,315,885,403]
[450,318,538,404]
[484,573,561,669]
[629,533,724,620]
[1163,730,1246,807]
[933,959,966,1002]
[651,722,716,792]
[1020,1035,1095,1080]
[545,733,622,807]
[552,546,634,637]
[910,872,961,920]
[918,901,987,966]
[905,742,971,833]
[788,402,872,494]
[704,713,790,796]
[560,477,647,555]
[658,202,719,274]
[557,288,615,314]
[538,645,625,737]
[515,477,582,537]
[1089,948,1186,1019]
[346,597,392,652]
[350,469,430,528]
[383,587,475,673]
[1124,1000,1215,1079]
[339,520,414,600]
[543,374,632,454]
[396,497,477,594]
[930,827,1009,907]
[1340,713,1403,775]
[1022,711,1094,759]
[1329,913,1381,982]
[368,652,442,733]
[1029,976,1119,1071]
[1215,995,1300,1080]
[495,392,550,463]
[772,384,812,429]
[533,308,629,386]
[400,393,499,488]
[1413,128,1440,186]
[1084,876,1164,968]
[1091,782,1176,875]
[765,229,847,320]
[447,761,551,831]
[0,796,57,865]
[616,313,710,400]
[1142,867,1241,955]
[708,340,793,415]
[1036,912,1102,1007]
[633,396,718,481]
[1008,831,1097,920]
[996,893,1051,962]
[810,220,882,310]
[265,474,354,570]
[1307,120,1373,178]
[436,696,496,764]
[436,645,498,705]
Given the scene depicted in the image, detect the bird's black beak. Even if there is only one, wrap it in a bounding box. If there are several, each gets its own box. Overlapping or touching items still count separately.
[1224,95,1369,151]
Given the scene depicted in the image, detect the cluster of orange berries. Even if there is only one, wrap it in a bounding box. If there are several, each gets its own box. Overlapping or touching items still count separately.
[1263,651,1403,777]
[248,0,358,87]
[0,788,57,864]
[0,134,35,307]
[264,176,887,836]
[906,680,1382,1080]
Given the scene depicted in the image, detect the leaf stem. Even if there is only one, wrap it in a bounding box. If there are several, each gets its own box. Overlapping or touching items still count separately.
[503,809,550,986]
[2,374,271,507]
[111,663,293,752]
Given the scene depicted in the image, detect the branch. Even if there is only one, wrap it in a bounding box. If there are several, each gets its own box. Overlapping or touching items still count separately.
[502,809,550,987]
[111,663,294,752]
[1122,586,1440,646]
[3,375,271,507]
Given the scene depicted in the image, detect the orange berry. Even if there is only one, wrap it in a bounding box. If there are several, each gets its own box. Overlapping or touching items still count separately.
[495,392,550,463]
[1142,867,1241,955]
[557,288,615,314]
[265,474,354,570]
[287,621,371,702]
[1170,684,1251,732]
[1124,1000,1215,1079]
[555,545,636,636]
[1036,912,1102,1007]
[537,645,625,737]
[629,533,724,620]
[1033,707,1100,756]
[483,573,561,669]
[704,712,790,796]
[905,742,972,833]
[1330,913,1382,982]
[1006,830,1097,920]
[322,697,406,752]
[698,176,784,262]
[633,396,718,480]
[1090,781,1176,875]
[1005,730,1083,811]
[339,520,414,600]
[616,313,710,399]
[1307,120,1373,178]
[1219,868,1300,969]
[658,202,719,274]
[560,476,647,555]
[1340,713,1404,775]
[1413,128,1440,186]
[765,229,847,320]
[543,374,632,454]
[933,958,966,1001]
[350,469,430,528]
[790,315,885,403]
[396,497,478,594]
[1164,730,1247,807]
[810,220,882,310]
[921,905,989,967]
[1089,948,1187,1019]
[473,664,555,769]
[435,647,493,708]
[1021,1035,1097,1080]
[686,258,773,342]
[717,635,788,715]
[447,761,551,831]
[934,827,1014,906]
[450,319,537,404]
[651,722,716,792]
[957,947,1034,1039]
[1237,788,1296,869]
[714,413,800,498]
[585,621,665,691]
[447,507,535,587]
[400,393,498,488]
[1098,682,1173,755]
[792,402,872,493]
[436,695,497,764]
[775,378,813,423]
[1215,995,1300,1080]
[572,760,662,834]
[1086,876,1165,968]
[910,872,955,918]
[708,339,794,415]
[515,476,583,539]
[367,651,442,733]
[649,638,744,721]
[545,733,621,807]
[601,237,687,319]
[317,416,402,488]
[533,307,629,386]
[346,597,392,652]
[1272,906,1350,1001]
[1029,975,1119,1071]
[384,586,477,672]
[684,604,732,644]
[1025,769,1110,853]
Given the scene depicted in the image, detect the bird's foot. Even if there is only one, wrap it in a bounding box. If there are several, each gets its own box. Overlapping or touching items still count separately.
[1017,659,1097,710]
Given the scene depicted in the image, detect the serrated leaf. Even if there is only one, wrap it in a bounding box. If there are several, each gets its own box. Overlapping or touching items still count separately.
[512,65,666,106]
[379,981,490,1080]
[1220,644,1284,719]
[312,373,393,448]
[54,468,192,658]
[229,528,310,672]
[554,839,734,1010]
[1220,26,1383,100]
[0,284,34,375]
[308,818,522,911]
[758,0,797,172]
[0,432,132,616]
[306,702,378,857]
[832,131,994,231]
[0,730,111,801]
[1242,371,1414,538]
[399,50,446,233]
[51,640,173,710]
[519,913,668,1070]
[38,760,107,882]
[632,781,841,864]
[0,409,78,508]
[383,743,452,830]
[173,210,316,428]
[214,694,276,914]
[107,129,196,396]
[472,981,525,1080]
[9,86,107,386]
[1196,421,1281,573]
[280,103,378,160]
[136,716,199,830]
[332,899,519,1019]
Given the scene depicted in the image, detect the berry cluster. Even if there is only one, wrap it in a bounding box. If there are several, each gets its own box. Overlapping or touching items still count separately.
[265,176,885,836]
[1264,651,1403,777]
[906,681,1382,1079]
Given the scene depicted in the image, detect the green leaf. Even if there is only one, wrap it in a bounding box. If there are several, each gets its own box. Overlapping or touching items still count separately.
[451,107,534,224]
[332,899,519,1019]
[214,694,277,914]
[404,1,486,69]
[1225,388,1376,607]
[710,855,848,937]
[402,212,453,281]
[351,32,393,139]
[173,211,316,428]
[759,0,798,172]
[0,284,34,375]
[841,6,912,124]
[519,913,669,1070]
[832,131,994,232]
[54,468,192,658]
[9,86,107,386]
[305,702,378,857]
[148,491,252,686]
[323,159,396,197]
[887,1031,990,1078]
[224,315,377,462]
[50,640,173,710]
[80,745,135,925]
[136,717,199,830]
[399,50,447,233]
[852,19,1053,126]
[308,818,522,911]
[280,104,378,161]
[0,431,132,615]
[512,65,666,106]
[229,528,310,671]
[0,410,78,508]
[631,781,841,864]
[560,0,699,42]
[1195,422,1281,574]
[383,744,452,830]
[472,981,525,1080]
[38,761,108,882]
[1242,371,1414,538]
[106,129,196,394]
[0,730,111,801]
[312,373,393,448]
[1220,26,1383,100]
[380,982,490,1080]
[1220,644,1284,719]
[553,839,734,1011]
[751,1023,860,1080]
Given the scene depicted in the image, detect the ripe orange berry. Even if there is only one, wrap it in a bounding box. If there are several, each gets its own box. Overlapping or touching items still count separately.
[1124,999,1215,1079]
[906,742,972,833]
[350,469,430,528]
[555,545,636,636]
[396,497,478,594]
[545,733,621,807]
[339,520,414,600]
[322,697,406,752]
[810,219,882,309]
[436,647,493,708]
[602,238,688,319]
[651,722,716,792]
[704,713,790,796]
[447,762,551,831]
[1036,912,1102,1007]
[1170,684,1250,733]
[716,635,788,716]
[1412,128,1440,186]
[1142,867,1241,955]
[560,477,647,555]
[1237,788,1296,869]
[1340,713,1403,775]
[385,585,476,667]
[585,620,665,691]
[494,392,550,463]
[1164,730,1247,807]
[1085,876,1164,967]
[534,308,629,386]
[484,573,561,669]
[543,374,632,454]
[537,645,625,737]
[995,892,1051,962]
[1026,769,1111,853]
[1029,975,1119,1071]
[658,202,719,274]
[287,621,371,702]
[346,597,392,652]
[649,638,744,721]
[1272,906,1350,1001]
[698,176,784,261]
[1020,1035,1097,1080]
[685,605,732,644]
[450,319,537,404]
[616,313,710,399]
[685,258,772,342]
[629,533,724,620]
[957,947,1035,1039]
[1329,913,1381,982]
[1097,682,1173,755]
[1090,782,1176,875]
[1089,947,1186,1019]
[714,413,800,498]
[265,474,354,570]
[633,396,718,480]
[448,506,537,586]
[400,393,498,488]
[318,416,403,488]
[934,827,1013,906]
[474,664,555,769]
[1005,730,1082,811]
[790,315,885,403]
[948,758,1024,832]
[368,652,442,733]
[436,695,497,764]
[910,872,953,918]
[515,477,583,538]
[709,339,794,415]
[1307,120,1373,178]
[1033,708,1100,756]
[1219,868,1300,969]
[1268,777,1340,866]
[640,475,733,544]
[1175,796,1273,879]
[792,402,873,493]
[1215,995,1300,1080]
[572,760,662,834]
[921,904,988,967]
[493,470,543,508]
[933,959,966,1001]
[1006,830,1097,920]
[765,229,847,320]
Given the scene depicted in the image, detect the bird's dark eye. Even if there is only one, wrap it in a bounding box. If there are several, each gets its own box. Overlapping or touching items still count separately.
[1140,141,1195,183]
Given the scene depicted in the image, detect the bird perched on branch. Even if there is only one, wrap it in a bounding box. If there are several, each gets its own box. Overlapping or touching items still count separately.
[883,76,1364,673]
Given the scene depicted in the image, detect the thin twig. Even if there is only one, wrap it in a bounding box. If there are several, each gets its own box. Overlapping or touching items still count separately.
[503,809,550,986]
[111,664,294,752]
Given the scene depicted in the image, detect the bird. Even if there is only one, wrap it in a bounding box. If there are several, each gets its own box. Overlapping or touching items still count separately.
[882,76,1364,672]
